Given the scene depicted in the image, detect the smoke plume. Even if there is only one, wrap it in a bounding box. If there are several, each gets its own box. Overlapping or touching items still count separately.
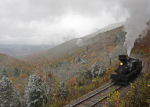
[119,0,150,56]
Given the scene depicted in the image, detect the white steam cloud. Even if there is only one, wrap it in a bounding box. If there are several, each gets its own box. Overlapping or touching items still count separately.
[119,0,150,56]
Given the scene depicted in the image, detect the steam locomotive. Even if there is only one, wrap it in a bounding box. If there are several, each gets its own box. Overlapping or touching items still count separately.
[111,55,142,85]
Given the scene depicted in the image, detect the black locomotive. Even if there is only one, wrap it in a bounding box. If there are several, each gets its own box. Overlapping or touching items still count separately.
[111,55,142,85]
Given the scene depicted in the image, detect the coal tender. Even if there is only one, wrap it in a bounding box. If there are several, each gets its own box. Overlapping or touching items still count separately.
[111,55,142,85]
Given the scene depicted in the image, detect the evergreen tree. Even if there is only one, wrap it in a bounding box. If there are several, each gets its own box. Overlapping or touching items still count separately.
[14,67,20,77]
[1,69,8,77]
[25,75,45,107]
[59,81,69,99]
[0,76,21,107]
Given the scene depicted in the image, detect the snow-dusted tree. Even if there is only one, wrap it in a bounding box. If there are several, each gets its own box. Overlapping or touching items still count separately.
[25,75,45,107]
[91,62,106,78]
[0,76,21,107]
[59,81,69,99]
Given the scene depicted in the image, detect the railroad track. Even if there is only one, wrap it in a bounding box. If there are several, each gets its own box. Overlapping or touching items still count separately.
[65,82,122,107]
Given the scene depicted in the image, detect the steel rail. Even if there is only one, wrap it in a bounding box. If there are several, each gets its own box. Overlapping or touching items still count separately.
[90,86,122,107]
[65,82,115,107]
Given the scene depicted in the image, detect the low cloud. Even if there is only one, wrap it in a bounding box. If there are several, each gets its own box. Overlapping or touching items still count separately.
[0,0,129,45]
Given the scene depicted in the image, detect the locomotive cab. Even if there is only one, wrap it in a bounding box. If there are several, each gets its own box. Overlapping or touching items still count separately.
[111,55,142,85]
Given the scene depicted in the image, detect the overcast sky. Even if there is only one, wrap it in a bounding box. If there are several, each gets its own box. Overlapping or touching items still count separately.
[0,0,130,45]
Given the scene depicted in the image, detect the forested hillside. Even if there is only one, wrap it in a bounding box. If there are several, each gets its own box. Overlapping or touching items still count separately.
[0,25,127,106]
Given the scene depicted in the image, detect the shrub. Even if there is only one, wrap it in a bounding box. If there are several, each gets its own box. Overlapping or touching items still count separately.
[106,74,150,107]
[107,89,125,107]
[124,77,150,107]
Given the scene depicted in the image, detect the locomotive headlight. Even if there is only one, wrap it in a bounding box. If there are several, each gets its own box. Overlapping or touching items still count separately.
[120,62,123,66]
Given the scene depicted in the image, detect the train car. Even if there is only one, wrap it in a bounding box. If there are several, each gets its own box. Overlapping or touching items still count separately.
[111,55,142,85]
